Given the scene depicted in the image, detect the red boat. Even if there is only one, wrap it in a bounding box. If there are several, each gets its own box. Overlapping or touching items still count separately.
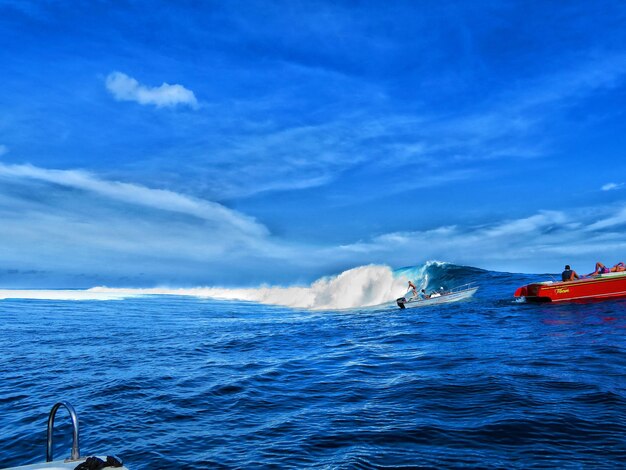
[514,272,626,302]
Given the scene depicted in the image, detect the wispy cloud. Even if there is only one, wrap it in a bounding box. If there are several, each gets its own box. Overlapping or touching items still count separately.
[0,163,264,236]
[105,71,198,109]
[0,162,307,286]
[586,205,626,231]
[183,51,626,202]
[602,182,623,191]
[326,205,626,274]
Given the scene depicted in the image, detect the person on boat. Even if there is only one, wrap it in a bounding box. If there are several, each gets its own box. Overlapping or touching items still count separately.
[590,262,610,275]
[588,262,611,276]
[561,265,580,281]
[408,281,417,297]
[419,289,430,299]
[429,287,445,298]
[587,261,626,276]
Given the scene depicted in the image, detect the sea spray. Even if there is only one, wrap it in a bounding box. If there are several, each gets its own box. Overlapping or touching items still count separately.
[97,264,413,310]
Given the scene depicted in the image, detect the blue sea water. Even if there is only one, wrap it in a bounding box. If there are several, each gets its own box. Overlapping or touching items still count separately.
[1,264,626,469]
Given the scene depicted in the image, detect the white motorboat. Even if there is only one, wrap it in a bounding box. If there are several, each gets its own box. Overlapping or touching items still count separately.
[1,402,129,470]
[396,283,478,309]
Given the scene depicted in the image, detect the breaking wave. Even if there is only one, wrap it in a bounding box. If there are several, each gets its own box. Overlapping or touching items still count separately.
[0,261,484,310]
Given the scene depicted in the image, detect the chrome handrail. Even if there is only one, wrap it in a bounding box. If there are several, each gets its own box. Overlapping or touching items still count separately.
[46,401,80,462]
[445,282,477,293]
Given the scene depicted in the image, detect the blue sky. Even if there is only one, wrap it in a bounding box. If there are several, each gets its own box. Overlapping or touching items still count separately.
[2,1,626,287]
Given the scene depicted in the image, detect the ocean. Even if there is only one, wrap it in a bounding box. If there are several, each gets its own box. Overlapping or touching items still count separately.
[1,262,625,469]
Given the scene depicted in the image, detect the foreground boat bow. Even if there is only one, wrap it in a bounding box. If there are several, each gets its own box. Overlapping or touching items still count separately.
[2,402,129,470]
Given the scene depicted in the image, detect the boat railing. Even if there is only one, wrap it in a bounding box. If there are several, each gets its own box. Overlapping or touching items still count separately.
[443,282,477,294]
[47,401,80,462]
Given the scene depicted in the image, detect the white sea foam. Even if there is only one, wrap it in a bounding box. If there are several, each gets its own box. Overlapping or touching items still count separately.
[0,263,444,309]
[0,289,135,301]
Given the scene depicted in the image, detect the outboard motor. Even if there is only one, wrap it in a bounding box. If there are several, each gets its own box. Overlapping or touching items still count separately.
[396,297,406,309]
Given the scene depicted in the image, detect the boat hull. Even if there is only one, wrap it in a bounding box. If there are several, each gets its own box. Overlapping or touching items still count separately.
[514,272,626,303]
[397,287,478,309]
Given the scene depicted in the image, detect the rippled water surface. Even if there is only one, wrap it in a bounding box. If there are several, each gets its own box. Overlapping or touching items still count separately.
[1,271,626,468]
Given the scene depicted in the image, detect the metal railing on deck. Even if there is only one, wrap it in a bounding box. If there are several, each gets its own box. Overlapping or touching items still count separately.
[46,401,80,462]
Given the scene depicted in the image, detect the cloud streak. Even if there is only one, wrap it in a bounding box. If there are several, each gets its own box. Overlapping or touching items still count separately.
[0,163,304,286]
[105,71,198,108]
[602,182,623,191]
[0,162,265,237]
[326,206,626,274]
[180,51,626,202]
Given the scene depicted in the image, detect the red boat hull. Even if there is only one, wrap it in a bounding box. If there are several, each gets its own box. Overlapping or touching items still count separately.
[514,272,626,303]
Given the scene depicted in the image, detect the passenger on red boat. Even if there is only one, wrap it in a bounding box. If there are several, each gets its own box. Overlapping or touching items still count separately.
[561,265,580,281]
[589,262,611,275]
[588,261,626,276]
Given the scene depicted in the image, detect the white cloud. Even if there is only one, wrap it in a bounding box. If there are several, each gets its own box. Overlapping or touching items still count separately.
[586,205,626,230]
[105,71,198,109]
[0,162,307,287]
[0,163,264,237]
[326,206,626,274]
[602,182,623,191]
[193,53,626,201]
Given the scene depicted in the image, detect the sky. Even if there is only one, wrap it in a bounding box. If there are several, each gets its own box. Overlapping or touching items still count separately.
[2,1,626,287]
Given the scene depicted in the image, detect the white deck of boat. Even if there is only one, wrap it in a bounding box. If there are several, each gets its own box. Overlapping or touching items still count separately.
[1,457,129,470]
